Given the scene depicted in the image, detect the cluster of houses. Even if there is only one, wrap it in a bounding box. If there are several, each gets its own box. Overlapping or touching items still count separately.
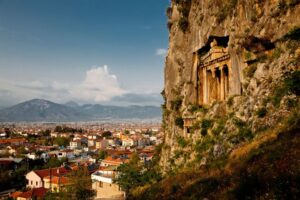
[9,148,154,200]
[0,127,162,200]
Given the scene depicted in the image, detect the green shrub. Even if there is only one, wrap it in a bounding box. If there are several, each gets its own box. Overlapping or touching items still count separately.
[227,96,234,107]
[282,26,300,41]
[177,136,188,148]
[256,107,267,118]
[163,144,170,150]
[161,89,166,101]
[239,128,253,140]
[257,54,268,63]
[174,150,184,159]
[272,87,285,107]
[271,71,300,107]
[201,128,208,136]
[286,98,297,108]
[171,98,183,111]
[175,117,184,129]
[195,136,215,153]
[272,47,282,59]
[287,40,298,53]
[212,119,226,135]
[244,28,251,35]
[244,64,257,78]
[201,119,213,129]
[244,51,252,60]
[189,104,199,112]
[189,104,199,113]
[285,109,300,130]
[189,104,208,113]
[176,0,191,33]
[230,128,253,144]
[191,121,200,131]
[283,71,300,95]
[233,117,246,128]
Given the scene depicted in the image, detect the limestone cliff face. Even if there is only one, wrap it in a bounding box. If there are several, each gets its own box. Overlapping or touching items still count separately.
[161,0,300,172]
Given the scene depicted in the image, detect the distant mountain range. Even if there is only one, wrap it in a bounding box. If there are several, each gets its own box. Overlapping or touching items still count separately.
[0,99,162,122]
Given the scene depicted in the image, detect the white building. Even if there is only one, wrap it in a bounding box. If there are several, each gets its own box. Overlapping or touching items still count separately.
[122,138,135,147]
[57,150,75,160]
[88,139,95,147]
[91,166,125,200]
[69,140,81,149]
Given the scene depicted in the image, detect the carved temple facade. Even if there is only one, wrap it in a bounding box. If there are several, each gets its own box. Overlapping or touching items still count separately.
[184,36,242,135]
[192,36,239,105]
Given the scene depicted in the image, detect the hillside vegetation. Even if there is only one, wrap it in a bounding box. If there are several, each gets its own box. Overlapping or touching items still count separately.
[119,0,300,199]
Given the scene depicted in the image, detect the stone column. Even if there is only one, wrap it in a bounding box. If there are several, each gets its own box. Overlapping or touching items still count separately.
[203,67,208,104]
[211,68,217,102]
[211,68,216,78]
[193,54,199,104]
[224,65,229,99]
[220,66,225,100]
[227,62,232,96]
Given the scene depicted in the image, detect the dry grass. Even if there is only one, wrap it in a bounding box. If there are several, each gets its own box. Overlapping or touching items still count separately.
[225,123,286,173]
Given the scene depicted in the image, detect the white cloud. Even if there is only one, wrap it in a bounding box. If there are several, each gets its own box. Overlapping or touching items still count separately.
[71,65,126,102]
[0,65,127,106]
[155,48,167,56]
[0,65,163,106]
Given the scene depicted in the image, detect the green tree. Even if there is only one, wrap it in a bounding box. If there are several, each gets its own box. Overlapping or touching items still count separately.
[4,128,11,138]
[115,152,161,195]
[115,162,141,192]
[97,150,107,160]
[45,167,95,200]
[53,137,70,147]
[18,146,29,155]
[43,157,62,169]
[68,167,95,200]
[39,129,51,136]
[102,131,112,138]
[54,126,63,132]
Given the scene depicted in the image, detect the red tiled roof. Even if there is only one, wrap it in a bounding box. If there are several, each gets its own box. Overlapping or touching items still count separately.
[18,187,47,199]
[33,167,69,178]
[98,166,106,170]
[0,138,26,144]
[44,176,70,185]
[102,156,129,166]
[106,150,132,155]
[11,191,22,198]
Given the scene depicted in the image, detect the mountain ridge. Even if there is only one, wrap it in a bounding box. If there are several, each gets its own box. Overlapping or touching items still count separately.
[0,99,161,122]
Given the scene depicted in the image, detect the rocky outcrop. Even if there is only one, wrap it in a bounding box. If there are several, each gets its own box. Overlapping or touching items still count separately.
[161,0,300,172]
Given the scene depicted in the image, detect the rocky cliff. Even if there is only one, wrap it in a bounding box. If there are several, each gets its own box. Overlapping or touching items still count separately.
[160,0,300,173]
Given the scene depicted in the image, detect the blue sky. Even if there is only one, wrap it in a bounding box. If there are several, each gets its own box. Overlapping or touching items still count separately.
[0,0,170,107]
